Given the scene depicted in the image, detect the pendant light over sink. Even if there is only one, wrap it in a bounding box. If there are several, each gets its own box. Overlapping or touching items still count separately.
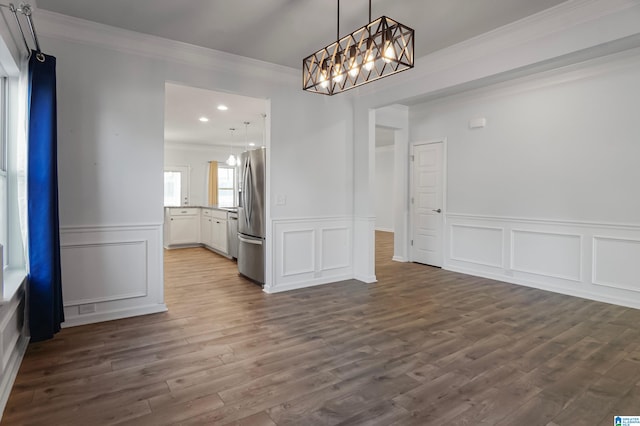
[302,0,414,95]
[226,128,237,166]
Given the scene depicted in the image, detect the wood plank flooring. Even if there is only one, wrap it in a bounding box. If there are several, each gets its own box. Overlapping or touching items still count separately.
[4,231,640,425]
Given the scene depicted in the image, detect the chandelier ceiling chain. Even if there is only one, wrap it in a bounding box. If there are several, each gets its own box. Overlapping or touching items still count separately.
[302,0,414,96]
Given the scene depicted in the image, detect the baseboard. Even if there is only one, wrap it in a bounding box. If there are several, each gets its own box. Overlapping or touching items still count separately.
[354,274,377,284]
[0,335,29,421]
[392,256,408,262]
[62,304,168,328]
[445,265,640,311]
[264,274,354,294]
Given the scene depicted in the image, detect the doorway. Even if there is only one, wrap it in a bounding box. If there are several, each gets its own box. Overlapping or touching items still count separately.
[410,141,445,267]
[163,82,269,290]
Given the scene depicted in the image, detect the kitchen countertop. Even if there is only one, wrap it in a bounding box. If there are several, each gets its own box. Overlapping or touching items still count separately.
[165,205,238,213]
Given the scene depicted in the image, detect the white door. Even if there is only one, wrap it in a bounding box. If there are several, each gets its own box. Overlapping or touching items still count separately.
[410,142,444,266]
[164,166,190,206]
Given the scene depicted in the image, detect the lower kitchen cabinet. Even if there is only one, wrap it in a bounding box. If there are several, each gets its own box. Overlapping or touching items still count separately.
[211,218,228,254]
[200,208,228,255]
[164,207,200,247]
[164,207,230,256]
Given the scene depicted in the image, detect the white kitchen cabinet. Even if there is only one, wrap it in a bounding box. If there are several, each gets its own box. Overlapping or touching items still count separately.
[200,214,213,247]
[199,208,228,255]
[164,208,200,247]
[211,218,228,253]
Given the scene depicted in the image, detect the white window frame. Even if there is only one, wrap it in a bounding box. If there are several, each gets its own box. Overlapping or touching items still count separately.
[217,165,237,208]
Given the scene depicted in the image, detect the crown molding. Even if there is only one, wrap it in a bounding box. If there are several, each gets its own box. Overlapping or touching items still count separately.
[419,0,640,73]
[35,9,299,83]
[351,0,640,101]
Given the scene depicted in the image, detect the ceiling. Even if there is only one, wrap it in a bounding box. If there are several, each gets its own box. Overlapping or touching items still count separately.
[164,83,267,148]
[38,0,568,147]
[36,0,568,69]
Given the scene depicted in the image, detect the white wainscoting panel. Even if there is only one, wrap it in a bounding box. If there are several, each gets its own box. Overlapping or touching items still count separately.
[450,224,503,268]
[511,230,582,281]
[60,224,167,327]
[281,229,315,277]
[269,217,354,293]
[593,236,640,292]
[321,227,351,271]
[62,241,148,305]
[445,214,640,310]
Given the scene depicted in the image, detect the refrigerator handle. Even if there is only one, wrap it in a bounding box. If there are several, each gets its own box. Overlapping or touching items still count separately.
[238,235,263,245]
[246,159,253,225]
[241,157,249,211]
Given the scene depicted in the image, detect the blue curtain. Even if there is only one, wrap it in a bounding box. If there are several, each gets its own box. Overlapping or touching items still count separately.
[27,51,64,342]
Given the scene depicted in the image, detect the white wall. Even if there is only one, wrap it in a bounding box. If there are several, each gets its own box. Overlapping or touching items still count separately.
[38,10,354,322]
[410,49,640,308]
[351,0,640,289]
[374,146,394,232]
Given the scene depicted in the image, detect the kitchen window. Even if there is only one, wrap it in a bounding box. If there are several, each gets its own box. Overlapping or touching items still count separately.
[218,166,236,207]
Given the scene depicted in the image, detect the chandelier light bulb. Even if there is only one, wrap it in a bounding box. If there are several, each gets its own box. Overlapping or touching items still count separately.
[332,61,343,83]
[364,52,375,71]
[383,45,395,63]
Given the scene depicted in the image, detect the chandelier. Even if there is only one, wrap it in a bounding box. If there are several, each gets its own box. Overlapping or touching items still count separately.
[303,0,414,95]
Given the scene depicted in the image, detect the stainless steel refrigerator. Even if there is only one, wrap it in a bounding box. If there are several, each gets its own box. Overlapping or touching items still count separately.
[237,148,266,284]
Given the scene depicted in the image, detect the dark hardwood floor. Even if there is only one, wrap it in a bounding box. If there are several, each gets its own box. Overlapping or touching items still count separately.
[4,231,640,425]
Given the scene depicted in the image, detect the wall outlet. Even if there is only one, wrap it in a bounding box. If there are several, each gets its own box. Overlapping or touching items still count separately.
[276,194,287,206]
[78,303,96,314]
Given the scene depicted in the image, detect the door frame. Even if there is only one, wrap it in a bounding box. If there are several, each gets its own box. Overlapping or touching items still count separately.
[409,138,448,265]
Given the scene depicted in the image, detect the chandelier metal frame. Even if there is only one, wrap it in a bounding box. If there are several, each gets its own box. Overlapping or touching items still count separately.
[303,0,414,95]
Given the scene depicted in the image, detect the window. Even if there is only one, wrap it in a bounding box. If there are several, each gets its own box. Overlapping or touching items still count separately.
[217,166,236,207]
[0,77,7,268]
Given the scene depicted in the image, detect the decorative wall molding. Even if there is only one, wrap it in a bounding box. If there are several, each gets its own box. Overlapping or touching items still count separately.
[269,217,354,293]
[356,0,640,106]
[450,224,504,268]
[60,224,166,327]
[510,229,582,282]
[444,213,640,309]
[320,227,351,271]
[447,212,640,231]
[61,240,149,306]
[281,229,315,277]
[592,236,640,292]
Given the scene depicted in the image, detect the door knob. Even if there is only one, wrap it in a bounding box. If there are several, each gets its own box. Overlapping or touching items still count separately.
[432,209,442,213]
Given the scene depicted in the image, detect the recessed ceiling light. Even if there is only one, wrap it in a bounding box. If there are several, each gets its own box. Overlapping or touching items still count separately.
[249,142,256,147]
[217,105,228,111]
[199,117,209,122]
